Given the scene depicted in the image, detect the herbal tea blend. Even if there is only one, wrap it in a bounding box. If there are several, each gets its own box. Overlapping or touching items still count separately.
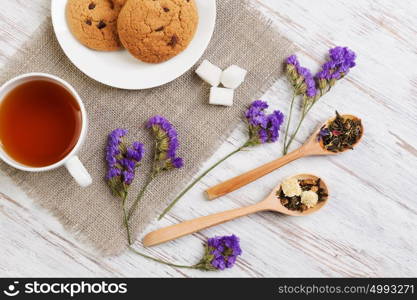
[318,111,363,153]
[278,177,327,212]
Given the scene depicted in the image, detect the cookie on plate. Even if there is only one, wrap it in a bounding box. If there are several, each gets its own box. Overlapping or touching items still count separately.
[66,0,124,51]
[117,0,199,63]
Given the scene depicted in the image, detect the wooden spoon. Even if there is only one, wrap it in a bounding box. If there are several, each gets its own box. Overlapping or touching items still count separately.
[205,114,363,200]
[143,174,328,247]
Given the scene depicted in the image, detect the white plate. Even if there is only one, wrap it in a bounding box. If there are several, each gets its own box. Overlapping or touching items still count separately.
[51,0,216,90]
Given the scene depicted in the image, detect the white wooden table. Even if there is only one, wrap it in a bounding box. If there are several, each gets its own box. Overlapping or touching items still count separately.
[1,0,417,277]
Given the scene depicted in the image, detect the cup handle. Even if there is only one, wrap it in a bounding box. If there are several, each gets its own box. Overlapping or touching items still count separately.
[65,156,92,187]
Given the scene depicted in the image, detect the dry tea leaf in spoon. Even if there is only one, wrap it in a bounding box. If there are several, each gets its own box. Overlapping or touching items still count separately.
[318,111,363,153]
[278,175,328,213]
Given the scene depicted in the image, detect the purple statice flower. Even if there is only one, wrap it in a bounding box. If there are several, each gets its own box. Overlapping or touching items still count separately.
[267,110,285,142]
[122,170,135,185]
[106,128,127,168]
[282,47,356,155]
[329,46,356,71]
[317,126,331,141]
[298,67,317,98]
[105,129,144,246]
[316,46,356,89]
[129,235,243,271]
[245,100,269,128]
[286,54,300,67]
[105,128,145,197]
[147,115,183,171]
[285,55,317,99]
[106,167,121,181]
[171,157,184,169]
[119,157,136,173]
[126,141,145,162]
[129,117,183,223]
[245,101,285,145]
[196,235,242,271]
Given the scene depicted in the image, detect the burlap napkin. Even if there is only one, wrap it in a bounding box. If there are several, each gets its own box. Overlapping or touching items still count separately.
[0,0,295,255]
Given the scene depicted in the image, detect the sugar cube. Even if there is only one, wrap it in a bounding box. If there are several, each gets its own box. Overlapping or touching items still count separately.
[195,60,222,86]
[209,87,234,106]
[221,65,248,89]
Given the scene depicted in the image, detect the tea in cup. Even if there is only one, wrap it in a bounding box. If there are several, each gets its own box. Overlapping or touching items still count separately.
[0,73,92,187]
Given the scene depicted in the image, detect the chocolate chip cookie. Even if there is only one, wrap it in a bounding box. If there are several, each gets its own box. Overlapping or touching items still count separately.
[66,0,124,51]
[117,0,199,63]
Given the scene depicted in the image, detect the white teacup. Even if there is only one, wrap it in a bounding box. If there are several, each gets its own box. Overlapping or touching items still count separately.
[0,73,92,187]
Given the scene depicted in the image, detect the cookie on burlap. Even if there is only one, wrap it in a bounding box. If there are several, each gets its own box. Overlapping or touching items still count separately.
[66,0,124,51]
[117,0,199,63]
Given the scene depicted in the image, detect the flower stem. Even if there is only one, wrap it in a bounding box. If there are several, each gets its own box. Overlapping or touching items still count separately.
[158,144,247,220]
[283,84,333,153]
[282,90,297,155]
[129,246,197,269]
[284,101,314,153]
[122,192,132,245]
[128,175,155,221]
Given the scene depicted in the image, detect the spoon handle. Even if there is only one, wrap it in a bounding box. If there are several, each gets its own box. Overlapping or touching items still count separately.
[143,203,269,247]
[205,147,305,200]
